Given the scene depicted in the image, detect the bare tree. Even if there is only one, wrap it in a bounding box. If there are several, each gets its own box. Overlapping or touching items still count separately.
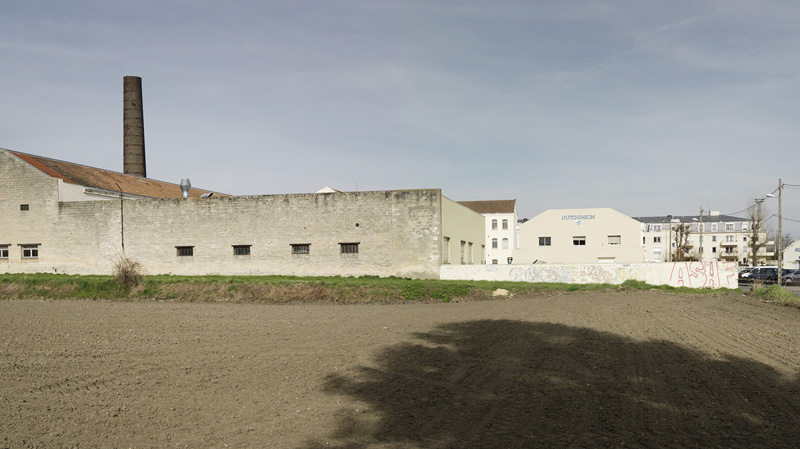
[672,223,696,261]
[748,201,767,266]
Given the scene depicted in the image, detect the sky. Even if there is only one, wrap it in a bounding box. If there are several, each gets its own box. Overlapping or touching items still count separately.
[2,0,799,236]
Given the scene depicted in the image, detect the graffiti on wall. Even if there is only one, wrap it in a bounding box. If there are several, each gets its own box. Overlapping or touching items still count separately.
[440,261,738,288]
[668,261,737,288]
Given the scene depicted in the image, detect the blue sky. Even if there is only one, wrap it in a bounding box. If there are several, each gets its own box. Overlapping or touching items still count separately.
[2,0,798,235]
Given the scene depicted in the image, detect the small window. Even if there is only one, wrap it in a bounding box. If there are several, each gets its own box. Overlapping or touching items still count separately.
[291,244,310,255]
[608,235,621,245]
[712,236,717,242]
[573,236,586,246]
[20,204,30,211]
[176,246,194,257]
[726,235,735,242]
[442,237,450,264]
[712,223,718,231]
[0,245,9,259]
[742,223,748,231]
[460,241,466,264]
[725,223,734,231]
[653,225,662,232]
[712,247,717,253]
[233,245,251,256]
[21,245,39,259]
[502,219,508,230]
[492,238,498,249]
[743,237,747,242]
[492,259,498,264]
[653,236,661,243]
[491,219,498,230]
[468,242,473,264]
[539,237,551,246]
[340,243,359,254]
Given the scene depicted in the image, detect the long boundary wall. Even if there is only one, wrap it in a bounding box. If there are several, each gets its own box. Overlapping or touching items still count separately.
[441,261,739,289]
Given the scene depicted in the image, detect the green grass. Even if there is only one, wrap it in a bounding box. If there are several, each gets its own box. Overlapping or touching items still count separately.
[0,273,726,303]
[752,284,800,306]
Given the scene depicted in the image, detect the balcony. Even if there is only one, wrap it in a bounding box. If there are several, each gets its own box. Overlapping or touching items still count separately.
[720,241,738,247]
[719,251,738,260]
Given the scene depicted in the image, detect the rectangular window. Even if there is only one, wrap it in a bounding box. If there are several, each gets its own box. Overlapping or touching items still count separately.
[340,243,359,254]
[653,225,662,232]
[176,246,194,257]
[468,242,473,264]
[502,238,509,249]
[291,244,310,255]
[608,235,621,245]
[712,223,718,231]
[442,237,450,264]
[653,236,661,243]
[539,237,551,246]
[22,244,39,259]
[573,236,586,246]
[0,245,9,259]
[712,247,717,253]
[460,241,466,264]
[492,238,498,249]
[742,223,748,231]
[502,219,508,230]
[491,219,498,230]
[725,223,734,231]
[20,204,30,211]
[233,245,251,256]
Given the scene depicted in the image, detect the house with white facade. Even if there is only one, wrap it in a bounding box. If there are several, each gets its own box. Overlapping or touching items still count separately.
[782,239,800,270]
[633,213,772,265]
[458,200,517,264]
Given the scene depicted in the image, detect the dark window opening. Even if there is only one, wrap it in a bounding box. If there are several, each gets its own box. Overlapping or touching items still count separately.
[176,246,194,257]
[340,243,359,254]
[233,245,251,256]
[292,244,310,255]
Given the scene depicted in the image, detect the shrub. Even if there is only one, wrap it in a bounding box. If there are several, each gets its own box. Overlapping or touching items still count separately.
[113,257,144,288]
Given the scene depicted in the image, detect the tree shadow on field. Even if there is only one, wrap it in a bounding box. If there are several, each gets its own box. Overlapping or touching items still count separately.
[305,320,800,449]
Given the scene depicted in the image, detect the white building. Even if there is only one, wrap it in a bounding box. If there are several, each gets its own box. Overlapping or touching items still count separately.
[458,200,517,264]
[782,239,800,270]
[514,208,645,264]
[633,213,772,265]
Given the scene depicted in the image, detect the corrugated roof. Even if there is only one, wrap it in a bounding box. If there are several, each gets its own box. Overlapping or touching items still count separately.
[458,199,516,214]
[8,150,222,199]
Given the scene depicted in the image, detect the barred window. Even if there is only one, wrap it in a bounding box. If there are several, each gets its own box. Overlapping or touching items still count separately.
[176,246,194,257]
[20,204,29,211]
[291,244,310,255]
[233,245,251,256]
[22,245,39,259]
[340,243,359,254]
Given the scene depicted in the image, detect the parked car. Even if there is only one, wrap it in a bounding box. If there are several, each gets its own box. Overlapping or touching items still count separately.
[738,268,755,283]
[782,269,800,285]
[746,266,780,283]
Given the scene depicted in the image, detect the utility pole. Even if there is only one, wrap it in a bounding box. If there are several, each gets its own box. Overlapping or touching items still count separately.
[667,215,673,262]
[778,179,783,286]
[699,207,704,263]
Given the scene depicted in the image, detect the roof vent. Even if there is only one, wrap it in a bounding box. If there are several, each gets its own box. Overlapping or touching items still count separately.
[180,179,191,199]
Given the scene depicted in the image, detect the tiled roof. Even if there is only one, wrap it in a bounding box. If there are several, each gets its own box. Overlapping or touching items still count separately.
[458,199,516,214]
[8,150,222,199]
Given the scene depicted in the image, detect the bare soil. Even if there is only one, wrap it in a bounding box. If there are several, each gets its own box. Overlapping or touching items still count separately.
[1,291,799,448]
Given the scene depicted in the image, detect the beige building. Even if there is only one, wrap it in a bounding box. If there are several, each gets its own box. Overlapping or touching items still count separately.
[515,208,645,264]
[0,148,483,278]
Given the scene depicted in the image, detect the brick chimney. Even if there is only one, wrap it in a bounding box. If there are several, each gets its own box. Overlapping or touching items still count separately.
[123,76,146,177]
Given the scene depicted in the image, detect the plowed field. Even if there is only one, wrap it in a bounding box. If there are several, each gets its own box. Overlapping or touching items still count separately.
[2,291,799,448]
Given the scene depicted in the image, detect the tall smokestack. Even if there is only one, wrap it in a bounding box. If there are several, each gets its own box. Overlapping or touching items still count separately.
[123,76,146,177]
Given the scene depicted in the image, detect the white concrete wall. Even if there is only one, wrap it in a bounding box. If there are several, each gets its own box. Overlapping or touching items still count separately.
[441,261,739,289]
